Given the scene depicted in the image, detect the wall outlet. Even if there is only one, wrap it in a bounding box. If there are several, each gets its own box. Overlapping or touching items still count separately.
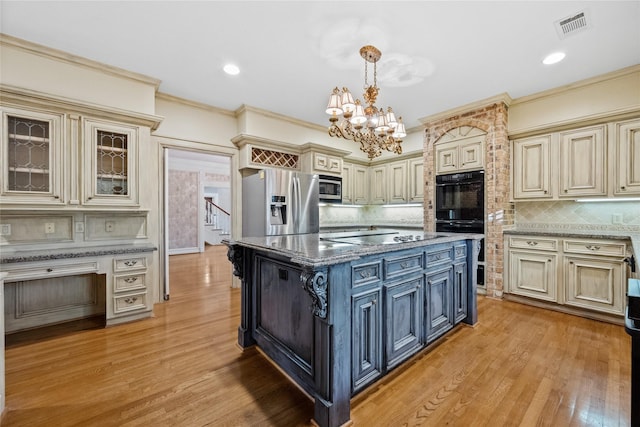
[612,213,623,224]
[0,224,11,236]
[45,222,55,234]
[105,221,115,232]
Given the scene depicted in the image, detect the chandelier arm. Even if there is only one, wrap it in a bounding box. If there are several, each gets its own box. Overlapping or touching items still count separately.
[325,45,403,161]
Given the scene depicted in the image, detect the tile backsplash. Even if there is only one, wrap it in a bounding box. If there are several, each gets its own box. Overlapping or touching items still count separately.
[320,205,424,228]
[515,200,640,232]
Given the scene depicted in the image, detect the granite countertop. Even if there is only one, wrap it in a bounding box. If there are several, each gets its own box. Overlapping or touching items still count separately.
[0,244,157,264]
[224,229,482,267]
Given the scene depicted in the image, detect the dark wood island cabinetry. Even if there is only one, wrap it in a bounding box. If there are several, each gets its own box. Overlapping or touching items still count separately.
[225,230,481,427]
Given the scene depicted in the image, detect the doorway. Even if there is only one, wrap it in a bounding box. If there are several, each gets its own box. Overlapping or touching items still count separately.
[163,148,232,299]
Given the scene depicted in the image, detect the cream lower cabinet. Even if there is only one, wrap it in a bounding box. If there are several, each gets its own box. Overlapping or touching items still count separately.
[507,236,558,302]
[505,234,629,317]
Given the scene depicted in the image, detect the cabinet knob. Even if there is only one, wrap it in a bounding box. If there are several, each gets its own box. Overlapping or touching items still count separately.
[544,190,548,194]
[621,186,626,190]
[585,245,600,251]
[564,189,568,193]
[372,299,377,305]
[526,241,538,246]
[47,268,53,272]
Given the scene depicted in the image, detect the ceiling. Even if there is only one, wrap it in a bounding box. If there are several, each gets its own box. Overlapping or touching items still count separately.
[1,1,639,130]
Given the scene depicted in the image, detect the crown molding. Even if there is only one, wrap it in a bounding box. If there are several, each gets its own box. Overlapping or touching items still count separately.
[235,104,328,132]
[0,84,164,130]
[156,92,236,117]
[0,33,161,89]
[418,93,513,125]
[510,64,640,106]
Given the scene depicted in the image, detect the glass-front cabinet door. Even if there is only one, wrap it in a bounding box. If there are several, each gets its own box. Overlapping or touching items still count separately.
[0,107,65,205]
[83,118,139,207]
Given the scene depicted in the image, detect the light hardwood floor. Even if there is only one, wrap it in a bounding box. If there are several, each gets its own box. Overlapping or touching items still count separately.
[3,245,632,426]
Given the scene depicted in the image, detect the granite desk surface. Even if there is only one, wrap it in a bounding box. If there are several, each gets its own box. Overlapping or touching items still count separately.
[224,229,482,268]
[0,244,157,264]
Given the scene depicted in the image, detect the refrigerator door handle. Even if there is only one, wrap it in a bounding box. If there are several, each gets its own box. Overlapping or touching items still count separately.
[292,175,300,232]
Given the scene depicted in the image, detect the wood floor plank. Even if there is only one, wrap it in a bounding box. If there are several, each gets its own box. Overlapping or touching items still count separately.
[2,245,633,426]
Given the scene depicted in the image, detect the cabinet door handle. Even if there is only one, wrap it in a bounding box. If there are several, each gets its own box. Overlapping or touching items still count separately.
[371,299,377,305]
[621,186,626,190]
[400,261,410,269]
[564,189,568,193]
[46,268,53,272]
[526,241,538,246]
[124,296,138,304]
[359,270,371,279]
[544,190,548,194]
[585,245,600,251]
[124,277,138,283]
[124,260,138,267]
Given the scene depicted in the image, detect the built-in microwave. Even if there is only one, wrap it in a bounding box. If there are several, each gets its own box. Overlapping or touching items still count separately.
[318,175,342,203]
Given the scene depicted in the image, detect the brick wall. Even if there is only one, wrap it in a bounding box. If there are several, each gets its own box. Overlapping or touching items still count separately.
[422,102,513,297]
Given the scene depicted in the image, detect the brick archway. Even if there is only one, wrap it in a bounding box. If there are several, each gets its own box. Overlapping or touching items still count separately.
[422,102,513,297]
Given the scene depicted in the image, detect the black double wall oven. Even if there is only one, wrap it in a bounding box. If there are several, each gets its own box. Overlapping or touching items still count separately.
[435,170,485,287]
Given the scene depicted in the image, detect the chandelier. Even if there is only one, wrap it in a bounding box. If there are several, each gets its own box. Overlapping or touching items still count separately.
[325,45,406,160]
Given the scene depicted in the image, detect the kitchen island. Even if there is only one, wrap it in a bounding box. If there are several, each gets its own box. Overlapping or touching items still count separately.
[224,230,482,427]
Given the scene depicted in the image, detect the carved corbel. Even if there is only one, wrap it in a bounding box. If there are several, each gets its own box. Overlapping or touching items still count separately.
[226,245,243,279]
[300,267,328,319]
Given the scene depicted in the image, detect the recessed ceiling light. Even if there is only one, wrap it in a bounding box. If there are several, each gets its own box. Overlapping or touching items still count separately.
[223,64,240,75]
[542,52,566,65]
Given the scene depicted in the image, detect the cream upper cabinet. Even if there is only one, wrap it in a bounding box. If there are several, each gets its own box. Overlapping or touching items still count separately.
[435,136,484,175]
[353,164,369,204]
[342,162,368,205]
[512,135,552,199]
[311,152,342,175]
[341,162,353,204]
[0,107,65,206]
[0,106,143,209]
[559,125,606,198]
[408,157,424,203]
[614,118,640,195]
[82,118,140,207]
[369,165,387,204]
[387,161,408,204]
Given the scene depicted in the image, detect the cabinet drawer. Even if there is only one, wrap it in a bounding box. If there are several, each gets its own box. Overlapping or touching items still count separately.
[454,244,467,259]
[113,256,147,272]
[425,247,453,269]
[384,253,424,280]
[563,239,626,257]
[352,261,382,287]
[113,291,148,313]
[114,273,146,292]
[3,261,99,282]
[509,236,558,251]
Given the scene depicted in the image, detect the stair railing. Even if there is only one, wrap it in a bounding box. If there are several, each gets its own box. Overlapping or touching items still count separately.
[204,197,231,235]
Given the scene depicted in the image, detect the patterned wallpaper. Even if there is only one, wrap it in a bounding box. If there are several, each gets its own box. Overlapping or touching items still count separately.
[514,200,640,232]
[168,170,199,250]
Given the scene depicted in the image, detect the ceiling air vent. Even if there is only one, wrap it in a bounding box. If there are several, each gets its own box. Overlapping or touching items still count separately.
[555,11,590,39]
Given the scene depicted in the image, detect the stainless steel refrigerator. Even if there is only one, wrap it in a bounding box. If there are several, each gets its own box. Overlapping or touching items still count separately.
[242,169,319,237]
